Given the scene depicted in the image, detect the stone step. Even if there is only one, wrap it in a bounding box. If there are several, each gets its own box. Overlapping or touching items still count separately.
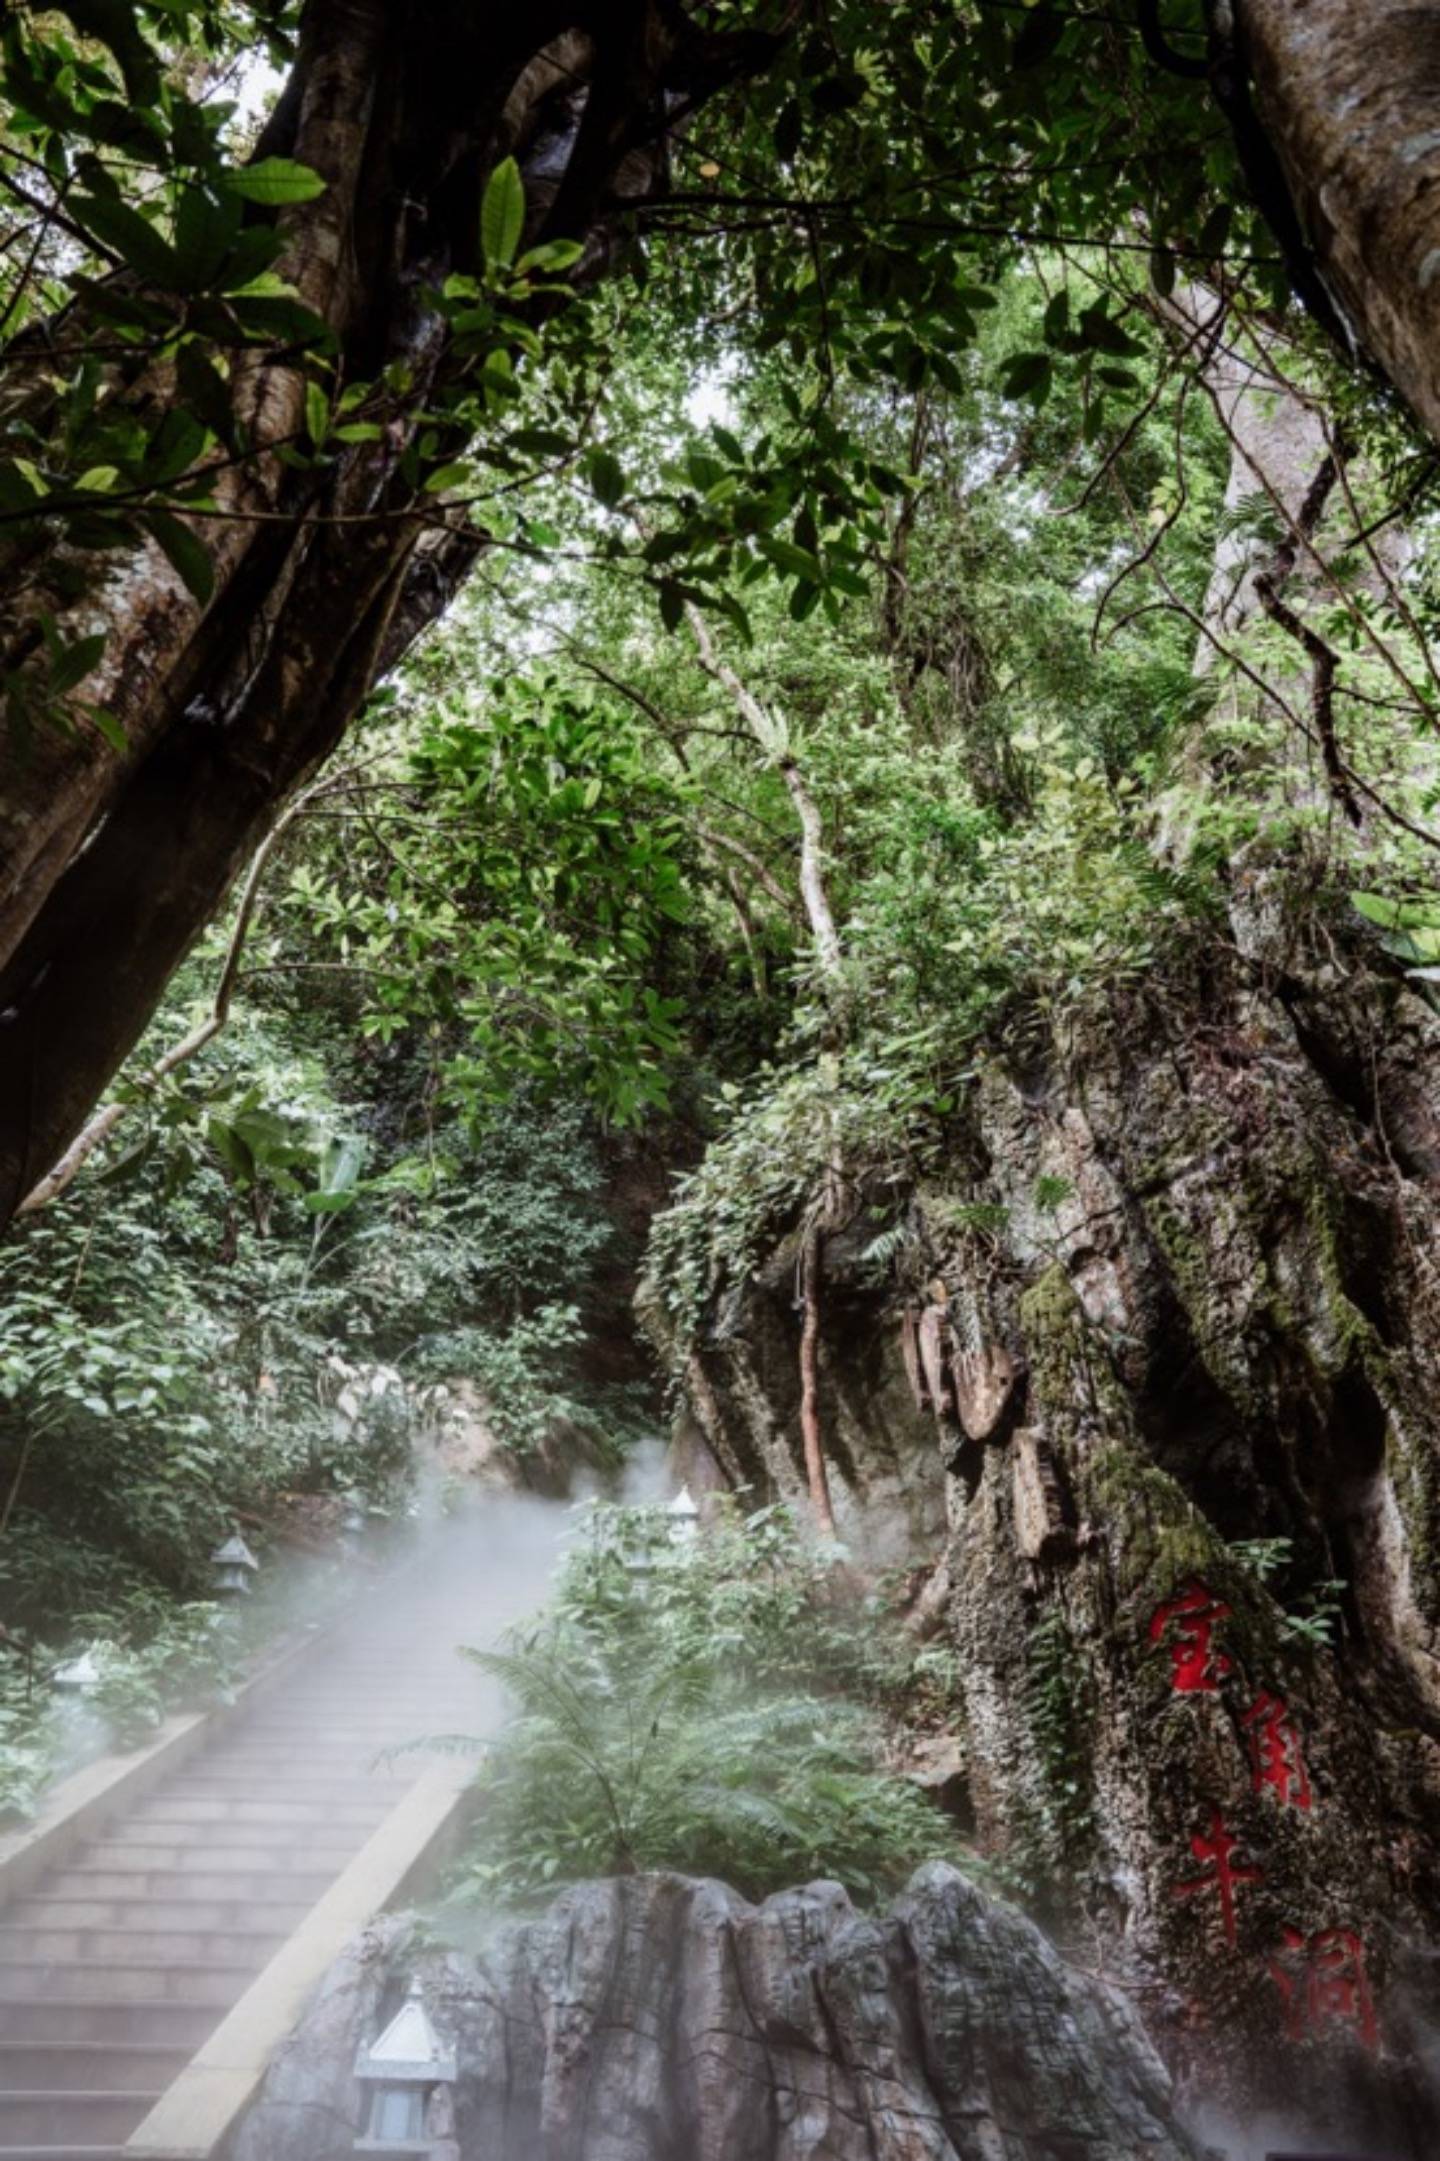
[0,2135,127,2152]
[227,1720,469,1737]
[12,1898,310,1935]
[155,1772,413,1798]
[228,1725,469,1747]
[235,1702,479,1725]
[0,1925,288,1965]
[166,1749,407,1774]
[0,2046,191,2095]
[0,2001,218,2049]
[0,2092,155,2144]
[121,1795,386,1827]
[0,1961,252,2005]
[79,1830,361,1864]
[46,1868,336,1904]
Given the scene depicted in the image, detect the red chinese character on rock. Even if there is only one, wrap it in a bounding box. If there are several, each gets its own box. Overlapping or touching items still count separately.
[1267,1927,1379,2052]
[1149,1580,1234,1693]
[1242,1690,1313,1811]
[1171,1808,1264,1949]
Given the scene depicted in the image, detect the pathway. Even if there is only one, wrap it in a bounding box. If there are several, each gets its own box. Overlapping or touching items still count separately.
[0,1506,543,2159]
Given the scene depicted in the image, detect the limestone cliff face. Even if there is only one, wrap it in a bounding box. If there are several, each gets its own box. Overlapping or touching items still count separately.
[232,1866,1208,2161]
[667,935,1440,2150]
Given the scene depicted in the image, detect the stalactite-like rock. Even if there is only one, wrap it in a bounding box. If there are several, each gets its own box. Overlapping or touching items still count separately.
[231,1866,1208,2161]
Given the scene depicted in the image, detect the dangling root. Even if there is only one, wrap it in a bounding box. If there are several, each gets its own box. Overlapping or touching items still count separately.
[798,1217,838,1538]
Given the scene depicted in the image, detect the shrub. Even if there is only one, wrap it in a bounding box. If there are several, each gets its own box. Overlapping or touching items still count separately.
[446,1501,963,1907]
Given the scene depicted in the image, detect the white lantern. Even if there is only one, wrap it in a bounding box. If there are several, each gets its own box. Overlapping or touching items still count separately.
[666,1484,700,1547]
[354,1978,456,2154]
[53,1647,101,1692]
[209,1532,259,1599]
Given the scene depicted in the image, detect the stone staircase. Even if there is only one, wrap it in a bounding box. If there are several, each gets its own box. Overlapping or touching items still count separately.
[0,1533,512,2159]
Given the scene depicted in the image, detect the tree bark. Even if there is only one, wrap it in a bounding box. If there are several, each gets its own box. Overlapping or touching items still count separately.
[0,0,775,1231]
[15,765,339,1216]
[1238,0,1440,447]
[682,600,845,987]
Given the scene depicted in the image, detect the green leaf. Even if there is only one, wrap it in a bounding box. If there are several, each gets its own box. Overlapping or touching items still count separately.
[1076,304,1142,357]
[140,409,206,486]
[1351,890,1440,932]
[72,193,180,288]
[481,156,526,268]
[86,705,127,751]
[216,225,285,290]
[206,1117,255,1183]
[176,346,238,450]
[54,0,161,102]
[171,186,242,294]
[585,448,625,509]
[999,350,1053,406]
[225,293,330,347]
[516,238,583,275]
[759,536,823,583]
[48,632,107,695]
[424,461,472,495]
[221,158,328,206]
[143,509,214,605]
[1042,290,1070,345]
[305,379,330,448]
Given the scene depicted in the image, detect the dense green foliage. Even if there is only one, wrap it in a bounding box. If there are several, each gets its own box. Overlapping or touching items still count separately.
[7,246,1438,1814]
[3,0,1439,1877]
[0,966,642,1804]
[451,1502,964,1907]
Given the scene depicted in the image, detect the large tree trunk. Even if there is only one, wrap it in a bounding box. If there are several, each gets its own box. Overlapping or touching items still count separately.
[1238,0,1440,446]
[0,0,767,1227]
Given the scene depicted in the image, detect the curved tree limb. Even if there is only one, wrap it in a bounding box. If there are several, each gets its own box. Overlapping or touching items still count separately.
[681,600,844,986]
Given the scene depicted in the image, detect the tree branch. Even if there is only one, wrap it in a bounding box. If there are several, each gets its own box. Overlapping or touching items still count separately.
[681,600,844,985]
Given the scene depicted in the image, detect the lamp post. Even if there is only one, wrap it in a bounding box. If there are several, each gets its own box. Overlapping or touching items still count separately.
[666,1485,700,1549]
[354,1977,457,2155]
[209,1532,259,1601]
[52,1647,101,1693]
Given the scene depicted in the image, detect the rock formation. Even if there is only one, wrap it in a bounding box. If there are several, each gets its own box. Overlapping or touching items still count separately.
[659,935,1440,2149]
[231,1864,1210,2161]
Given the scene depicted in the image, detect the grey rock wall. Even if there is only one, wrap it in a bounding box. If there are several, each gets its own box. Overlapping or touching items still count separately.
[230,1864,1207,2161]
